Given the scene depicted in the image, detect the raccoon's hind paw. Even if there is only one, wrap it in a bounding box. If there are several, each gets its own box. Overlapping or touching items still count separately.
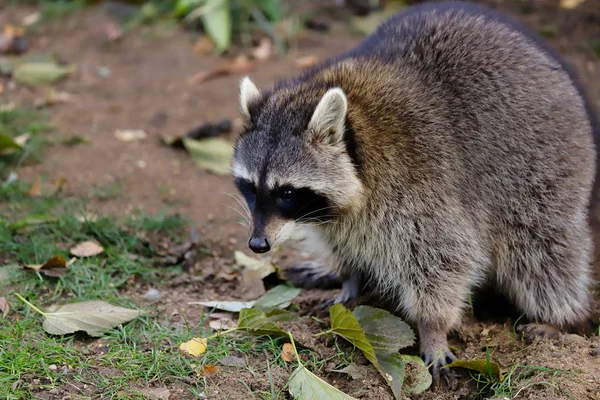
[421,348,457,387]
[284,261,343,290]
[517,323,561,344]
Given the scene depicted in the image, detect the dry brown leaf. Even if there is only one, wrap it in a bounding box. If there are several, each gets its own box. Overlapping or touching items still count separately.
[14,133,30,147]
[282,342,296,362]
[114,129,147,142]
[208,318,237,331]
[200,364,219,377]
[193,36,215,55]
[104,21,123,41]
[251,38,272,61]
[295,55,319,69]
[28,177,42,197]
[70,241,104,257]
[24,255,68,277]
[0,297,9,318]
[560,0,585,9]
[140,387,170,400]
[188,55,254,84]
[179,338,208,356]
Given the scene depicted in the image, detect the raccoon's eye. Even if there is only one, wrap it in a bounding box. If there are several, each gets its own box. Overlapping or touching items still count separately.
[280,187,294,200]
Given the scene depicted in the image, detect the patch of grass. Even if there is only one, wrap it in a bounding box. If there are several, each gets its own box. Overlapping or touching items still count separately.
[0,106,53,177]
[37,0,89,23]
[469,362,576,399]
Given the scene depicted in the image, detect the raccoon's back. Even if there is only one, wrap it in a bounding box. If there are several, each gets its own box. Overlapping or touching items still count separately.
[332,1,597,217]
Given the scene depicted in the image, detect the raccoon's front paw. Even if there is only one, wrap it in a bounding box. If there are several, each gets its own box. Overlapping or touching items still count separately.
[421,348,457,386]
[284,261,343,290]
[517,323,561,344]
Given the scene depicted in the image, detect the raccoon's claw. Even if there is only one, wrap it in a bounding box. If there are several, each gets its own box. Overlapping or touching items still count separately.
[284,261,342,290]
[421,348,457,387]
[516,323,561,344]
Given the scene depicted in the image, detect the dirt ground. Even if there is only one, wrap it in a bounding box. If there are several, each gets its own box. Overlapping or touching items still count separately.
[2,0,600,399]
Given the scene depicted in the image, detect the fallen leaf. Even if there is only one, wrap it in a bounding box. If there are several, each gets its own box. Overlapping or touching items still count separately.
[22,12,41,26]
[401,355,432,394]
[70,241,104,257]
[353,306,415,354]
[189,300,256,312]
[329,363,368,380]
[182,137,233,176]
[237,308,287,338]
[295,55,319,69]
[14,62,76,87]
[264,308,299,322]
[234,251,275,278]
[140,387,171,400]
[444,359,503,381]
[200,364,219,376]
[188,55,254,84]
[242,268,266,299]
[289,364,358,400]
[254,284,301,310]
[0,134,22,153]
[104,21,124,41]
[28,177,42,197]
[43,300,142,336]
[0,25,27,55]
[282,342,296,362]
[329,304,380,370]
[14,133,30,147]
[179,337,208,356]
[377,353,405,398]
[193,35,215,54]
[0,297,9,318]
[114,129,147,142]
[208,318,237,331]
[24,255,68,277]
[252,38,272,61]
[219,355,246,367]
[560,0,585,9]
[34,90,73,108]
[199,0,231,53]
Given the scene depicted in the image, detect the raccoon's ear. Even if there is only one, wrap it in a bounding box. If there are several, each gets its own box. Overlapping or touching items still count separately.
[240,77,261,119]
[308,88,347,146]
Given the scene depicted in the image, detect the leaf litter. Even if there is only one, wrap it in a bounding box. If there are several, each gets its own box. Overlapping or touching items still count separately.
[70,240,104,257]
[180,338,208,357]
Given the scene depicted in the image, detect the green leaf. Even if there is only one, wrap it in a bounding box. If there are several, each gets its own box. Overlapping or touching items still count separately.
[254,285,301,310]
[237,308,287,338]
[42,300,142,337]
[329,363,368,380]
[329,304,380,370]
[444,359,503,381]
[353,306,415,354]
[14,62,76,87]
[401,355,432,394]
[182,137,233,176]
[377,353,405,400]
[264,308,299,322]
[201,0,231,53]
[258,0,281,21]
[0,134,22,152]
[174,0,205,17]
[289,364,359,400]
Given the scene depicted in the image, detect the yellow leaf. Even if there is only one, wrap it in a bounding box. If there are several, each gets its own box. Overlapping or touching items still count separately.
[560,0,585,9]
[70,241,104,257]
[281,343,296,362]
[180,338,208,356]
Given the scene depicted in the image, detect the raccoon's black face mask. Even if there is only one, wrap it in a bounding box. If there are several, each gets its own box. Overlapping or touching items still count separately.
[231,77,364,254]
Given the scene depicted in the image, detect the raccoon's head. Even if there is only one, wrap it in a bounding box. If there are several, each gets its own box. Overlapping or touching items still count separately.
[231,76,364,254]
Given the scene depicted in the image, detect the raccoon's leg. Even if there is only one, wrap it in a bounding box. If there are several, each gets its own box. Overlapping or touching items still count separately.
[285,261,363,306]
[285,261,343,289]
[497,221,593,340]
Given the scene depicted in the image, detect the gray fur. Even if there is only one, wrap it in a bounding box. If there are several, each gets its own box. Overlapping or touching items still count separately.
[232,1,596,383]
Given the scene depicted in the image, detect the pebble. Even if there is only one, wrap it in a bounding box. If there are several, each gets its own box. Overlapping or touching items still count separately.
[48,364,57,371]
[590,347,600,357]
[142,288,161,303]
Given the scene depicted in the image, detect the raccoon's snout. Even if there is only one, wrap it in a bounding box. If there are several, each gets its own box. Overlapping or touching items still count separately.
[249,236,271,253]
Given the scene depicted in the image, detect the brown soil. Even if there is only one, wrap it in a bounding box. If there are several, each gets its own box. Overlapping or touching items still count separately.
[2,1,600,399]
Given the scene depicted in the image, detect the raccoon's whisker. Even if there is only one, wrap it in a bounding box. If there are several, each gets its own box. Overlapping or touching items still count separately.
[226,205,251,226]
[224,192,251,220]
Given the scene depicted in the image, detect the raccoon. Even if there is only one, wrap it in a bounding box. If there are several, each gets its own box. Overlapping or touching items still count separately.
[231,1,597,381]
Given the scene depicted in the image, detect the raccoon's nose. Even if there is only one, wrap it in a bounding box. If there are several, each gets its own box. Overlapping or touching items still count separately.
[249,237,270,253]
